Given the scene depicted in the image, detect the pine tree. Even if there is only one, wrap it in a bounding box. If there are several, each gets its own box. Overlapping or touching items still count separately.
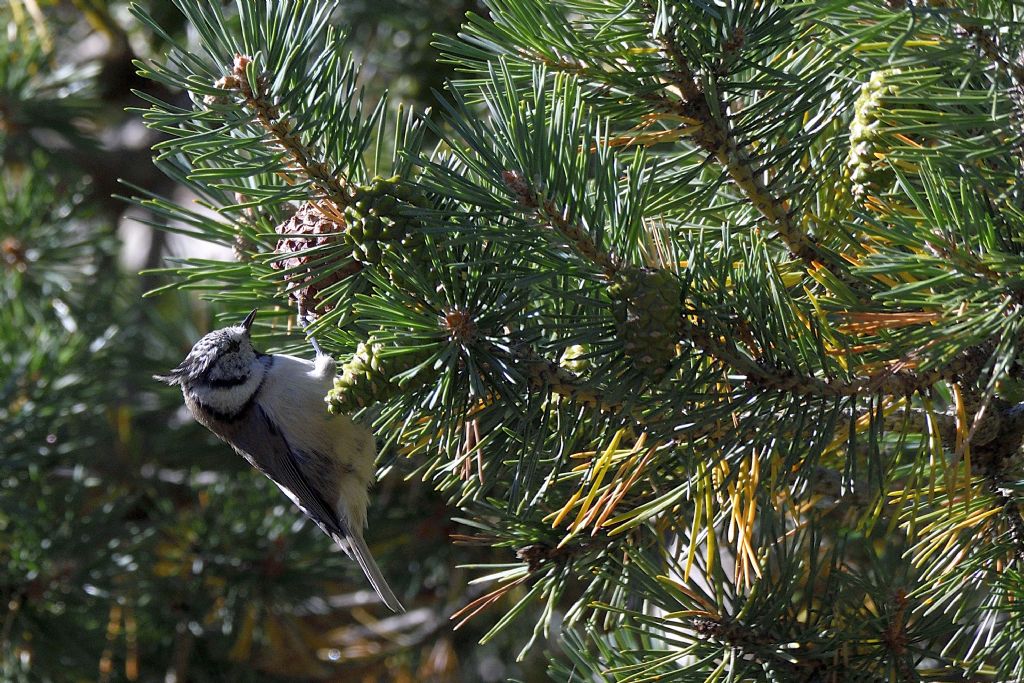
[13,0,1024,679]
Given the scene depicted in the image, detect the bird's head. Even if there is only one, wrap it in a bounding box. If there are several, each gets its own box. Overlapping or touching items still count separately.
[156,309,259,388]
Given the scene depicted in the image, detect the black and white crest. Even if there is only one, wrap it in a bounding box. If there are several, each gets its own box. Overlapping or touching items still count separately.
[155,310,258,388]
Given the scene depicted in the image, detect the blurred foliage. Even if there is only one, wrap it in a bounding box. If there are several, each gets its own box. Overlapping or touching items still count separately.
[339,0,488,109]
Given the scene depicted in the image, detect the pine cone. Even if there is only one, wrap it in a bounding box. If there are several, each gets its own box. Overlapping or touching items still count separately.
[326,340,433,413]
[609,267,682,377]
[847,68,902,201]
[343,175,428,266]
[271,204,351,316]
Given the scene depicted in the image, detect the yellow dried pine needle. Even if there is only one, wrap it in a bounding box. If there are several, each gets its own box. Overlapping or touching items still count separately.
[920,393,944,504]
[684,481,704,583]
[945,505,1002,535]
[742,453,762,582]
[704,467,718,576]
[909,498,995,568]
[803,288,846,368]
[834,311,942,334]
[727,452,761,588]
[914,519,973,569]
[576,487,615,532]
[582,457,640,532]
[951,383,971,505]
[549,447,627,525]
[561,429,629,543]
[662,609,718,620]
[451,575,527,630]
[550,486,584,529]
[952,383,967,453]
[593,445,657,533]
[855,39,941,50]
[892,133,923,149]
[570,449,598,461]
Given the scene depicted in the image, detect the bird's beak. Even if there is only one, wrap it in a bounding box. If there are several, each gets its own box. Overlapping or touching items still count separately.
[241,308,257,333]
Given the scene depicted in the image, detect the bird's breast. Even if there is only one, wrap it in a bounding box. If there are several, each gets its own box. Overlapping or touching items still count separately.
[257,355,336,436]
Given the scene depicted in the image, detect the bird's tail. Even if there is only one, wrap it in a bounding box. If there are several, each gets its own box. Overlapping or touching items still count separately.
[335,531,405,613]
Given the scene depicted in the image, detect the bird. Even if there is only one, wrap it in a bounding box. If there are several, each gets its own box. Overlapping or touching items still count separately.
[155,309,404,612]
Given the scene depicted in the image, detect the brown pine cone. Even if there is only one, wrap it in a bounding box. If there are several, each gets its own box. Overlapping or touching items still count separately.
[271,204,354,316]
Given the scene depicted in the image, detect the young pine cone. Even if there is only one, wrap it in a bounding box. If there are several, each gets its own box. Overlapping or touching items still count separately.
[847,68,902,201]
[326,340,433,413]
[343,176,429,266]
[608,267,683,378]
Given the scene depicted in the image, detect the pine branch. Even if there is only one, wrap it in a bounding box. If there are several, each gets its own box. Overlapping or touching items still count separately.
[214,54,352,211]
[501,169,618,275]
[683,316,996,399]
[645,6,823,267]
[690,615,825,680]
[881,590,917,683]
[513,347,730,444]
[949,10,1024,87]
[515,347,627,415]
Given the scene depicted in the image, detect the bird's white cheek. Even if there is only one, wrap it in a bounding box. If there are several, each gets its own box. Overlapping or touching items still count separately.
[191,371,263,414]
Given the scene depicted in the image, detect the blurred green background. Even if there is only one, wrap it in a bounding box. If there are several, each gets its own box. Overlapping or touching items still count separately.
[0,2,556,681]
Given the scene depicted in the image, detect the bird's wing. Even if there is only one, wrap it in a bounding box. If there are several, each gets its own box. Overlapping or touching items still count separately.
[212,402,405,612]
[215,402,347,542]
